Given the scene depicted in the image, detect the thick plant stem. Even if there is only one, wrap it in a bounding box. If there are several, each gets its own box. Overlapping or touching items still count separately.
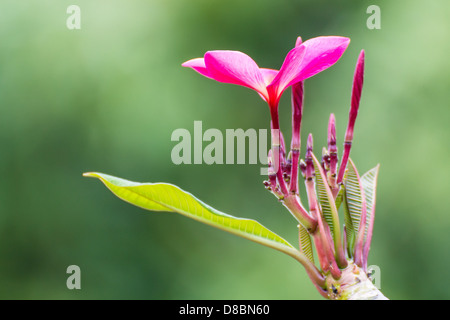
[325,262,388,300]
[282,195,317,232]
[342,279,388,300]
[282,247,326,289]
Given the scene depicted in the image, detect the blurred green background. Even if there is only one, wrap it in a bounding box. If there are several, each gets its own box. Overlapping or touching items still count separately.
[0,0,449,300]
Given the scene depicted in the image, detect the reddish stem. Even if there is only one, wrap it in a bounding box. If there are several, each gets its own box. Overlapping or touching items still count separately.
[270,107,289,196]
[289,82,304,195]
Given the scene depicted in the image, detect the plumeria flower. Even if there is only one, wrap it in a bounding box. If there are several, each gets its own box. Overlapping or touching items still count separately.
[183,36,351,201]
[182,36,350,116]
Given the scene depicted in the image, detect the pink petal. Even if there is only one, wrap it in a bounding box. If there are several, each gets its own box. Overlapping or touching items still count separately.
[181,58,213,79]
[266,45,307,105]
[260,68,278,86]
[204,50,269,100]
[296,36,350,81]
[254,68,278,103]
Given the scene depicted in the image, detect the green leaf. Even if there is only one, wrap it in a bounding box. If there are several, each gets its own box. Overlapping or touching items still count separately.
[311,153,346,267]
[335,186,345,211]
[314,162,335,240]
[298,224,314,264]
[311,153,341,244]
[342,189,355,258]
[361,165,380,240]
[342,159,365,256]
[84,172,309,264]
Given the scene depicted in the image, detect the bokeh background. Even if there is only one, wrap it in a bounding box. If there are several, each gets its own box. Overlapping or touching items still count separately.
[0,0,449,300]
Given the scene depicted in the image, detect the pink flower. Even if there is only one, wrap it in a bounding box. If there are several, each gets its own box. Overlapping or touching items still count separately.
[182,36,350,111]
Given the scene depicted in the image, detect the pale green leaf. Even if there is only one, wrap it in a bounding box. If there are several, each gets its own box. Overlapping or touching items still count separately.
[342,189,355,258]
[361,164,380,240]
[343,158,367,257]
[311,153,346,266]
[298,224,314,264]
[335,186,345,211]
[343,160,364,234]
[314,161,335,240]
[83,172,310,263]
[311,153,342,246]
